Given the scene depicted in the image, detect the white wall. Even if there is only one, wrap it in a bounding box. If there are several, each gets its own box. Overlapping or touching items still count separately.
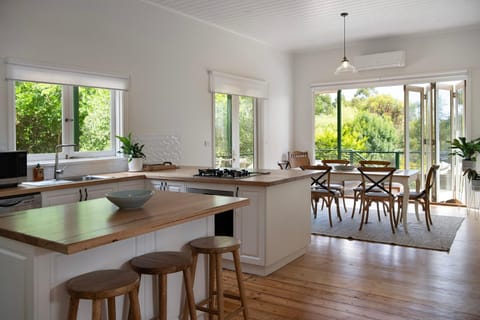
[293,26,480,156]
[0,0,293,169]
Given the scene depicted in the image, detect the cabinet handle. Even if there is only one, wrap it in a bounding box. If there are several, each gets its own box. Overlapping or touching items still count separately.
[84,188,88,201]
[79,189,83,201]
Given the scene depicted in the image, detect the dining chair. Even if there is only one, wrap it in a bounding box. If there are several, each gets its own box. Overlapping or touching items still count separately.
[288,151,311,168]
[396,164,440,231]
[352,160,391,218]
[321,159,350,212]
[357,166,398,233]
[301,165,342,227]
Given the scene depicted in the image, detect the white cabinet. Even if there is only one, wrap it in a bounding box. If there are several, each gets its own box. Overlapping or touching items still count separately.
[149,180,185,192]
[42,183,116,207]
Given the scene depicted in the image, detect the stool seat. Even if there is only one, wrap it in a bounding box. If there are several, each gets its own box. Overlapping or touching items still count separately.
[131,251,192,274]
[130,251,197,320]
[189,236,241,254]
[66,269,141,320]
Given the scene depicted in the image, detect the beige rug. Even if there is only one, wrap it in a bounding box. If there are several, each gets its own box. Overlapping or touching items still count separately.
[311,210,464,252]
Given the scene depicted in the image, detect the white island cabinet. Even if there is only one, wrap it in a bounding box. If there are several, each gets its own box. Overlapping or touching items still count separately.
[0,192,248,320]
[149,174,312,276]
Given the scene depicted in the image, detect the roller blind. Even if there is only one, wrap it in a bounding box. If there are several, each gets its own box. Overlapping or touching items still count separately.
[5,59,129,91]
[209,70,268,99]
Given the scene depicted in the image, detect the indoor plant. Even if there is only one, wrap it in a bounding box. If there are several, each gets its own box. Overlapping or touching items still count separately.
[463,168,480,191]
[116,133,146,171]
[449,137,480,170]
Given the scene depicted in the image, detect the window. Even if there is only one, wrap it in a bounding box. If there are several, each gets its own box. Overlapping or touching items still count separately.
[214,93,256,168]
[209,71,267,169]
[6,60,128,160]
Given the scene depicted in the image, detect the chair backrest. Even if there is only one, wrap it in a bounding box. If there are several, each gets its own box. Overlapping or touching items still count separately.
[301,165,331,190]
[288,151,310,168]
[359,160,390,167]
[424,164,440,200]
[322,159,350,166]
[357,167,397,195]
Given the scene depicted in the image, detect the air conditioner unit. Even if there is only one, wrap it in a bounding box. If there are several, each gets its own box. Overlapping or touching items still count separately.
[353,51,405,71]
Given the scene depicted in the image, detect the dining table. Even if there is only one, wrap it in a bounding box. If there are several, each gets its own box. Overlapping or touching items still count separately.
[328,168,420,232]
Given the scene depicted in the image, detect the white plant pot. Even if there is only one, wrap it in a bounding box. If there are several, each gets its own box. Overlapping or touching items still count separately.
[462,160,476,170]
[128,158,143,172]
[472,179,480,191]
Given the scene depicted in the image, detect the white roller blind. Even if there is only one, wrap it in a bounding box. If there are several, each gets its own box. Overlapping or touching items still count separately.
[209,70,268,99]
[5,59,129,90]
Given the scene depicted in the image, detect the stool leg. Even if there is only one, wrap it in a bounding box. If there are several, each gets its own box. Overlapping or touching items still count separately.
[233,249,249,320]
[92,299,102,320]
[208,254,216,320]
[183,267,197,320]
[128,285,142,320]
[182,252,198,320]
[107,297,116,319]
[159,274,167,320]
[67,296,79,320]
[215,253,225,320]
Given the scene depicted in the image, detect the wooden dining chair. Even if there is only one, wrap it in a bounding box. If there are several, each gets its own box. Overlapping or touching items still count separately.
[288,151,310,168]
[396,164,440,231]
[357,166,398,233]
[321,159,350,212]
[301,165,342,227]
[352,160,391,218]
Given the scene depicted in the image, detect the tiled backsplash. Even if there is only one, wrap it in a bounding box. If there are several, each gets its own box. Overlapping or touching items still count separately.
[138,135,181,165]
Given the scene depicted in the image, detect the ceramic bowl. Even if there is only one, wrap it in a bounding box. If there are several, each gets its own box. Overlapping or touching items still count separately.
[333,165,356,171]
[106,189,154,209]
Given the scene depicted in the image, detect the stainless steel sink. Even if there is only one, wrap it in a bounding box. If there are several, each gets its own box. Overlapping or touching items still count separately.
[63,175,111,182]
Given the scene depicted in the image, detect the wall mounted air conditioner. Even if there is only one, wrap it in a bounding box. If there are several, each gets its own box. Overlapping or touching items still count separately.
[353,50,405,71]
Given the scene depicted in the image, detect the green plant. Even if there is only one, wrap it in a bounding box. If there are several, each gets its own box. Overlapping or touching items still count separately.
[463,168,479,182]
[449,137,480,161]
[116,133,145,161]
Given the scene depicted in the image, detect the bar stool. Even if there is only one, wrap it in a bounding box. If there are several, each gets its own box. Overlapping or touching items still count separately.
[66,269,141,320]
[130,251,197,320]
[189,236,248,320]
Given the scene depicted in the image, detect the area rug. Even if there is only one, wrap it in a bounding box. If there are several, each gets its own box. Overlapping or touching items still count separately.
[311,211,464,252]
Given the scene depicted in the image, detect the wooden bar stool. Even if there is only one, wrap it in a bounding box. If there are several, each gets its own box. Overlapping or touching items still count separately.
[130,251,197,320]
[66,269,141,320]
[189,236,248,320]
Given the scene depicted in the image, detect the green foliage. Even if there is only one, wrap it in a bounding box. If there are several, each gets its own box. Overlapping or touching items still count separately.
[314,94,336,115]
[15,82,62,153]
[449,137,480,161]
[463,168,479,182]
[78,87,111,151]
[116,133,145,160]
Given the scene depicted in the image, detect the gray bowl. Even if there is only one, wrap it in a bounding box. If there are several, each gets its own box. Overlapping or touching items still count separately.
[106,189,154,209]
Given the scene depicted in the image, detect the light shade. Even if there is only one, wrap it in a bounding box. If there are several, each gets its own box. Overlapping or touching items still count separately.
[335,57,357,74]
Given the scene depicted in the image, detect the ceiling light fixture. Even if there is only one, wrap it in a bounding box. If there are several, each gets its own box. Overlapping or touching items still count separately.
[335,12,357,75]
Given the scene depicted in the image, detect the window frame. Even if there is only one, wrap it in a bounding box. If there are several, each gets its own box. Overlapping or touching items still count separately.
[6,60,128,161]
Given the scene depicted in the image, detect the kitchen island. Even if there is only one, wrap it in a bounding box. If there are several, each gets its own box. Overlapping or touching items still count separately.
[0,191,249,320]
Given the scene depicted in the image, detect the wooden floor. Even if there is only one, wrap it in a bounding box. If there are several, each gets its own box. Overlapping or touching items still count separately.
[223,204,480,320]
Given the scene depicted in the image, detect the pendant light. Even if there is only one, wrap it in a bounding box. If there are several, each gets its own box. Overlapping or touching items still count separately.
[335,12,357,74]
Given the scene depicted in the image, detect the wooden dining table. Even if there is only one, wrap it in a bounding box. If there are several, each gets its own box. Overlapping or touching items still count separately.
[328,168,420,232]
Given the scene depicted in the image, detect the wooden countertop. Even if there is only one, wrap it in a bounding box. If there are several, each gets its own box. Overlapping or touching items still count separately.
[0,191,249,254]
[143,166,317,186]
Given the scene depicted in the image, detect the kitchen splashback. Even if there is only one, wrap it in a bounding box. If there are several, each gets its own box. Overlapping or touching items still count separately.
[139,135,181,164]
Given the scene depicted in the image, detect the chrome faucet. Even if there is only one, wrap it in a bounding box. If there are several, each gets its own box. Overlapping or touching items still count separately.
[54,144,77,180]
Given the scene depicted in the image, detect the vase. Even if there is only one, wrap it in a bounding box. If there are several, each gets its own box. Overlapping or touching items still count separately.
[472,179,480,191]
[462,160,476,170]
[128,158,143,172]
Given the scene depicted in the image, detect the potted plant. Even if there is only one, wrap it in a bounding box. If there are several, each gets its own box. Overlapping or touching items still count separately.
[116,133,146,172]
[449,137,480,170]
[463,168,480,191]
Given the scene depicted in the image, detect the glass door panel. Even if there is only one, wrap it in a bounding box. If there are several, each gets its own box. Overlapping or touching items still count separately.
[405,86,424,171]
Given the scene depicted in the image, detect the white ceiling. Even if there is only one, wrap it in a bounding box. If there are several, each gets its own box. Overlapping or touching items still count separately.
[143,0,480,52]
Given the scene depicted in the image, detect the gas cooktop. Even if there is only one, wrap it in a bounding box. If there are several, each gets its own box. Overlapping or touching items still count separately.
[194,168,269,179]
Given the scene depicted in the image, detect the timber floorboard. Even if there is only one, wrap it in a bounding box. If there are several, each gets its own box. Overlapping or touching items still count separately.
[222,204,480,320]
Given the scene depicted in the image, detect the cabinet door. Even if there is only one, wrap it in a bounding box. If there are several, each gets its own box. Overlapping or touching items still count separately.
[117,179,145,191]
[42,188,82,207]
[236,186,265,265]
[83,183,117,201]
[149,180,185,192]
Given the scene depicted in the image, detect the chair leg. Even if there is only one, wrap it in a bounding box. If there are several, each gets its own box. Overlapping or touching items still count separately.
[92,299,102,320]
[129,284,142,320]
[67,297,79,320]
[335,197,342,222]
[107,297,116,320]
[326,198,333,227]
[389,200,396,234]
[351,191,358,218]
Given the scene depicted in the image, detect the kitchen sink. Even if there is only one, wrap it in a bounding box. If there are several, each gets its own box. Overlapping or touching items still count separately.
[63,175,111,182]
[21,175,110,187]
